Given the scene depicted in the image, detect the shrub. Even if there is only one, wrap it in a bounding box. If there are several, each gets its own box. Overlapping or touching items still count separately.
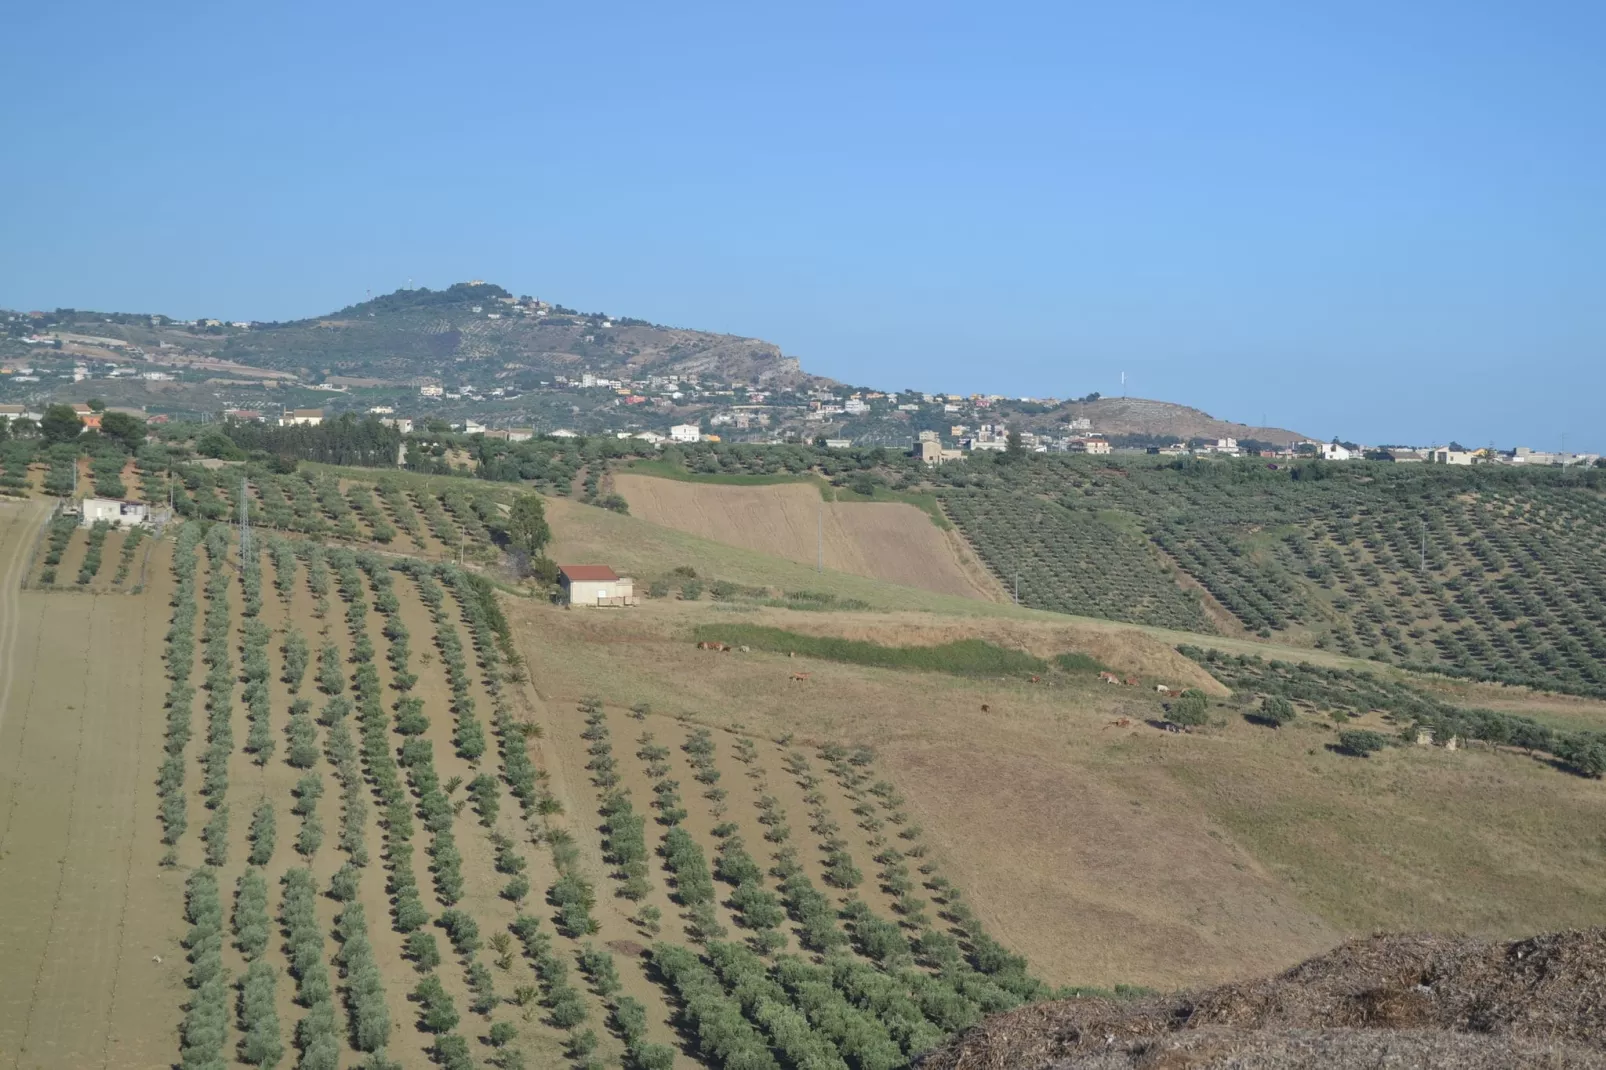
[1169,690,1210,727]
[1337,729,1391,757]
[1261,695,1296,726]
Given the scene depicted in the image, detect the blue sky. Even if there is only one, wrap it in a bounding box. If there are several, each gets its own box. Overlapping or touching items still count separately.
[3,1,1602,448]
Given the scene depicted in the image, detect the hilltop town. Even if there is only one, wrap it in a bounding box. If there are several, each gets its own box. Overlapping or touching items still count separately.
[4,283,1598,467]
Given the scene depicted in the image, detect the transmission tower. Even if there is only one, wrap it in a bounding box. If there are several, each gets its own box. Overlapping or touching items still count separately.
[238,476,252,566]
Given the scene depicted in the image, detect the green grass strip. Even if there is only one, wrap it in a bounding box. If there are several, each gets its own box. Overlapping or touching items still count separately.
[691,624,1047,676]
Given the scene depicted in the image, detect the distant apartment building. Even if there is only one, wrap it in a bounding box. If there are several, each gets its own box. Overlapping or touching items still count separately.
[670,423,702,443]
[418,384,444,398]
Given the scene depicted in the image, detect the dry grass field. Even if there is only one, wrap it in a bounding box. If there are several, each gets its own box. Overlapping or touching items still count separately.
[506,596,1606,991]
[3,476,1605,1069]
[0,499,182,1069]
[613,474,1003,602]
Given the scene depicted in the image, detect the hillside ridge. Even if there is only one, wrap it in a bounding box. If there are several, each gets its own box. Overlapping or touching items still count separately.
[3,282,1307,442]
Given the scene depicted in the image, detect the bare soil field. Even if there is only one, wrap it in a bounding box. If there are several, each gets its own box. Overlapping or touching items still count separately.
[614,474,1004,602]
[0,501,183,1069]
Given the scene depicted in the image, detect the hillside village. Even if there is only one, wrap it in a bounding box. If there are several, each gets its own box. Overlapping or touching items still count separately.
[3,291,1599,467]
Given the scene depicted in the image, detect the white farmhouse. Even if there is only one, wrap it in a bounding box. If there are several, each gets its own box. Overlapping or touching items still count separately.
[280,408,324,427]
[80,497,149,529]
[558,565,636,607]
[670,423,702,443]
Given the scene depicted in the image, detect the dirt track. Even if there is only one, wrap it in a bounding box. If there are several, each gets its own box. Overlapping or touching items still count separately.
[614,474,1004,601]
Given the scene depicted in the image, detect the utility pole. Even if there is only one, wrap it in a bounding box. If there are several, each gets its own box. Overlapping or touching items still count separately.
[1420,519,1426,575]
[459,531,465,568]
[1014,568,1019,605]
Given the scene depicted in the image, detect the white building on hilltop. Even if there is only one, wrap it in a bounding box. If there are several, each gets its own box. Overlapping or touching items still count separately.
[670,423,702,443]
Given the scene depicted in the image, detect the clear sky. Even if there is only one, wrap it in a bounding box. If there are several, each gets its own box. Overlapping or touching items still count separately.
[3,2,1602,449]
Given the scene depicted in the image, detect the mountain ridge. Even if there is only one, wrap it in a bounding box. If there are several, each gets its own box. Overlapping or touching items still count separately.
[3,281,1308,443]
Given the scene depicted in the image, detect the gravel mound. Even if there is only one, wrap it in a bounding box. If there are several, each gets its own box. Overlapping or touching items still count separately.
[919,928,1606,1070]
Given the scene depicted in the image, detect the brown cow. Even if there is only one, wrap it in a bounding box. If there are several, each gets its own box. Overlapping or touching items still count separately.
[1124,675,1140,686]
[1029,675,1041,683]
[1103,717,1133,730]
[980,703,991,713]
[789,672,810,682]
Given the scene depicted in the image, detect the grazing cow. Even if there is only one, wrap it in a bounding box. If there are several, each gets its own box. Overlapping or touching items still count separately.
[980,704,991,713]
[789,672,810,682]
[1103,717,1132,729]
[1124,675,1140,686]
[697,641,712,650]
[1029,675,1041,683]
[1098,671,1121,685]
[1155,684,1173,693]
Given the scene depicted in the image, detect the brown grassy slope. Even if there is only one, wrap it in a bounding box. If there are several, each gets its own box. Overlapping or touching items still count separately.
[613,473,1005,602]
[1037,396,1307,447]
[917,928,1606,1070]
[503,591,1606,991]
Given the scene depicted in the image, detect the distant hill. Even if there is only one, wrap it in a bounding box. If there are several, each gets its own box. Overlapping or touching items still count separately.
[9,282,818,390]
[5,283,1307,444]
[1008,396,1306,447]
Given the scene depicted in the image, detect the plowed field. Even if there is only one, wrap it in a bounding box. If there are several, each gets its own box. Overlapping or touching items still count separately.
[614,474,1004,601]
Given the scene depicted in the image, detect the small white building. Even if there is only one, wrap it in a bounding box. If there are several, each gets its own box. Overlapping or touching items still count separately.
[670,423,702,443]
[280,408,324,427]
[80,497,149,529]
[380,417,414,434]
[558,565,636,607]
[461,419,487,435]
[824,438,853,449]
[418,384,445,398]
[1320,443,1355,461]
[1427,448,1475,465]
[0,404,43,423]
